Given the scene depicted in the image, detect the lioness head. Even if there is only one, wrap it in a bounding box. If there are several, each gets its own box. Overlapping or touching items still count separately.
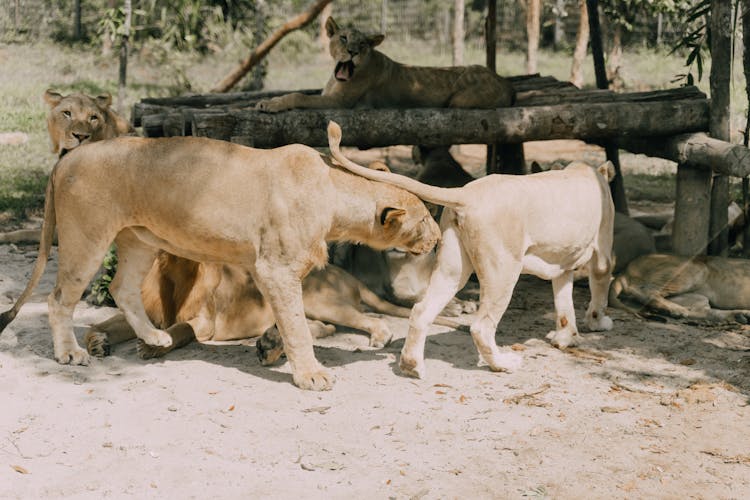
[374,197,441,256]
[325,17,384,82]
[43,89,132,157]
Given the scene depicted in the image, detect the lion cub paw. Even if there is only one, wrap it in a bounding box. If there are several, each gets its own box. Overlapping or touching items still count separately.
[84,330,111,358]
[479,351,523,373]
[585,313,613,332]
[546,328,581,349]
[293,366,335,391]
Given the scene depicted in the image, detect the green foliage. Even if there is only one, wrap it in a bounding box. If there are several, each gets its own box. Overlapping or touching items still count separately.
[90,245,118,307]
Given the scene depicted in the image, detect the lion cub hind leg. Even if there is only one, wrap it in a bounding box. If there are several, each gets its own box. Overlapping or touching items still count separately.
[546,271,582,349]
[584,258,614,333]
[109,230,172,348]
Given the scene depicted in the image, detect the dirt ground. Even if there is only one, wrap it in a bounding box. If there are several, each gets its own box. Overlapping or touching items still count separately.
[1,142,750,498]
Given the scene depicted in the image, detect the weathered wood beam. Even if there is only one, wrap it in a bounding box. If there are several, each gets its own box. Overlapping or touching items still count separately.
[190,99,709,148]
[618,132,750,177]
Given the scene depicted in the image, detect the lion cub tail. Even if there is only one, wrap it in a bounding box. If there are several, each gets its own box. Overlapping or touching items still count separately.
[327,121,465,209]
[0,172,57,333]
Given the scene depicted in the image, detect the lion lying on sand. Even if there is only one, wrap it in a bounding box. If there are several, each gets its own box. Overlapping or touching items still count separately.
[256,17,514,112]
[610,253,750,323]
[0,131,441,390]
[328,121,615,379]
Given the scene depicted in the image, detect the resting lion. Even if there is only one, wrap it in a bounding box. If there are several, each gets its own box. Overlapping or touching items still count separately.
[0,132,441,390]
[256,17,514,112]
[609,253,750,322]
[328,121,615,379]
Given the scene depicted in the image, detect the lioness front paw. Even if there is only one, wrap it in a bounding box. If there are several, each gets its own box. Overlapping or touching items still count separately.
[54,344,90,366]
[84,330,110,358]
[546,328,581,349]
[369,325,393,349]
[255,98,287,113]
[293,366,334,391]
[399,353,426,379]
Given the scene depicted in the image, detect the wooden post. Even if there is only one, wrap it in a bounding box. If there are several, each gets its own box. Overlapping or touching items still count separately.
[742,0,750,257]
[673,164,712,255]
[485,0,525,175]
[526,0,541,74]
[586,0,628,214]
[708,0,732,256]
[117,0,131,114]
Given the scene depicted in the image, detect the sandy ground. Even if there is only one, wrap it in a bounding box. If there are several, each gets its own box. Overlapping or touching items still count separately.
[2,240,750,499]
[2,142,749,498]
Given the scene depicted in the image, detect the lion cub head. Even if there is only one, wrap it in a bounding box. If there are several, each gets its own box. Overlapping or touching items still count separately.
[43,89,133,157]
[324,17,384,82]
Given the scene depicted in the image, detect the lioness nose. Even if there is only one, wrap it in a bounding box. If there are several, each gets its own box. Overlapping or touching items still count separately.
[73,133,90,142]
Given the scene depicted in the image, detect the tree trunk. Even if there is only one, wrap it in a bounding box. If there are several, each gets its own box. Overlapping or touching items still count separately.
[381,0,388,34]
[117,0,131,113]
[526,0,541,74]
[73,0,82,40]
[319,2,333,51]
[212,0,335,93]
[586,0,628,214]
[743,0,750,257]
[452,0,465,66]
[708,0,732,256]
[607,23,623,90]
[553,0,566,50]
[570,0,589,88]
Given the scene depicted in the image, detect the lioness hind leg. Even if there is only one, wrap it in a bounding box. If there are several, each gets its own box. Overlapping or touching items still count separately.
[546,271,582,349]
[109,229,172,348]
[48,235,113,365]
[468,256,523,373]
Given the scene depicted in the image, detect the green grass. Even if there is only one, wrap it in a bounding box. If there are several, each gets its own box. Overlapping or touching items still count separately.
[0,39,746,223]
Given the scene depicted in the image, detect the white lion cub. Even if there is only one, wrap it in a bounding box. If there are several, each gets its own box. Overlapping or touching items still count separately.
[327,121,615,379]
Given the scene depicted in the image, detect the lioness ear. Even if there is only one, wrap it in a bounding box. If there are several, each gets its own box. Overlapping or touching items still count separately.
[368,160,391,173]
[43,89,63,108]
[598,160,616,183]
[95,93,113,109]
[530,161,543,174]
[380,207,406,227]
[325,17,339,37]
[368,34,385,47]
[550,162,565,171]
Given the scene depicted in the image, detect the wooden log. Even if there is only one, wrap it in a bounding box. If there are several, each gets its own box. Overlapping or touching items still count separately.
[618,133,750,178]
[190,99,709,148]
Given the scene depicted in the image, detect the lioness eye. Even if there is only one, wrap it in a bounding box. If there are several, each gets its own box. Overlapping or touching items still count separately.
[89,115,98,122]
[62,110,71,118]
[340,35,347,43]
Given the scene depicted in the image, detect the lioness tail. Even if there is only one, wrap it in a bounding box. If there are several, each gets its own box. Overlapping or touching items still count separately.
[0,171,57,333]
[327,121,465,209]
